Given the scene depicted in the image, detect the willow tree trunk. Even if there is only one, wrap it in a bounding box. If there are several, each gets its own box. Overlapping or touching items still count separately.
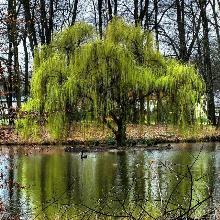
[157,92,162,123]
[115,116,126,146]
[132,93,139,123]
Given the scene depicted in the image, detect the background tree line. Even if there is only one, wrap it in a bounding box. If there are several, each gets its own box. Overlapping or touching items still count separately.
[0,0,219,125]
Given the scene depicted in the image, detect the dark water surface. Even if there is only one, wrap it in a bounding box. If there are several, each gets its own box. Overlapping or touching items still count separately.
[0,142,220,219]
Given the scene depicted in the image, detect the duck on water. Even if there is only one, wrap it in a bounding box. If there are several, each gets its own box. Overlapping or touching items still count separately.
[80,150,87,159]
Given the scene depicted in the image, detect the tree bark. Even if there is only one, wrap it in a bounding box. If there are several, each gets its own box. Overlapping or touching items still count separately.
[39,0,48,44]
[71,0,79,26]
[48,0,54,43]
[7,0,13,114]
[139,92,145,123]
[210,0,220,52]
[7,0,21,124]
[115,116,126,146]
[139,0,149,26]
[20,0,38,54]
[154,0,159,49]
[113,0,118,16]
[23,30,29,101]
[134,0,139,26]
[157,92,162,123]
[108,0,113,21]
[176,0,187,61]
[13,35,21,109]
[199,0,216,125]
[146,96,150,125]
[98,0,103,38]
[11,0,21,108]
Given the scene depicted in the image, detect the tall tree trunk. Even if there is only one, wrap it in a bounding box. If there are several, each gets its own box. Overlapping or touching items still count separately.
[154,0,159,49]
[144,0,150,29]
[113,0,118,15]
[176,0,187,61]
[199,0,216,125]
[115,116,126,146]
[146,96,150,125]
[210,0,220,52]
[10,0,21,108]
[7,42,13,115]
[48,0,54,43]
[92,0,98,32]
[108,0,113,21]
[134,0,139,26]
[13,37,21,109]
[7,0,13,111]
[7,0,16,124]
[132,93,138,123]
[71,0,79,25]
[139,91,145,123]
[39,0,48,44]
[20,0,38,54]
[98,0,103,38]
[23,31,29,101]
[157,92,162,124]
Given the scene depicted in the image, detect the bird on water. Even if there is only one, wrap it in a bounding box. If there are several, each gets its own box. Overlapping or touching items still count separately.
[80,150,87,159]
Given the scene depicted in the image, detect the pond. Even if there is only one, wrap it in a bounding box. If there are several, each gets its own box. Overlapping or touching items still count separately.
[0,142,219,219]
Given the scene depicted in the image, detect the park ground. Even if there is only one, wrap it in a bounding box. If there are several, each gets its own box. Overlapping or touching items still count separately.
[0,124,220,147]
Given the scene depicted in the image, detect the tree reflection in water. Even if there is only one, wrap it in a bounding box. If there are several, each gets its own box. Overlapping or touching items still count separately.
[0,143,218,219]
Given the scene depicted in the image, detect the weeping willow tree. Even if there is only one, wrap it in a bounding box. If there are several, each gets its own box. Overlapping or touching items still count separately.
[17,19,204,146]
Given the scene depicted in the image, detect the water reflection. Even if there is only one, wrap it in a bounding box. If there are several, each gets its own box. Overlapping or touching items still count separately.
[0,143,219,219]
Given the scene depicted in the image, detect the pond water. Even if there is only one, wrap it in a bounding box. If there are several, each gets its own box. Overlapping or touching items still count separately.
[0,142,220,219]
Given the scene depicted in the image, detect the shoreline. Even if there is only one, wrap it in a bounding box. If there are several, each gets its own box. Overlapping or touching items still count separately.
[1,125,220,151]
[1,135,220,150]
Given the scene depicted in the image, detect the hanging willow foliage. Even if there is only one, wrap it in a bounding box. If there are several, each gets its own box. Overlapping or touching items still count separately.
[17,18,204,145]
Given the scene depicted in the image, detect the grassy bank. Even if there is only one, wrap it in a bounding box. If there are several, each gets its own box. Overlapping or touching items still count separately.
[1,124,220,147]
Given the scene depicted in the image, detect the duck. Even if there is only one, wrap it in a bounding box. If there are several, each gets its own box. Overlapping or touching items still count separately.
[166,143,172,149]
[80,150,87,159]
